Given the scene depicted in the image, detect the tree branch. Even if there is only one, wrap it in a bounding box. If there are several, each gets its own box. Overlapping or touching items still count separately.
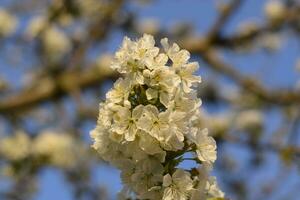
[207,0,242,43]
[0,67,118,114]
[179,1,300,106]
[199,50,300,105]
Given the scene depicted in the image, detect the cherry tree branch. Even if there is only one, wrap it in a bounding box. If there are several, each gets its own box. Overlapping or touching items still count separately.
[0,68,118,114]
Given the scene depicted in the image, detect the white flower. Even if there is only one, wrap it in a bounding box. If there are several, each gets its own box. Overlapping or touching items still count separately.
[191,165,224,200]
[235,109,264,132]
[131,158,164,199]
[111,105,144,141]
[106,78,131,104]
[205,112,231,136]
[137,18,160,35]
[90,34,223,199]
[0,8,18,37]
[254,32,283,52]
[137,105,170,141]
[96,103,114,129]
[112,34,159,84]
[264,1,286,22]
[26,15,47,38]
[161,38,190,68]
[43,26,71,59]
[161,38,201,93]
[138,132,166,162]
[205,176,225,198]
[177,62,201,93]
[161,110,187,151]
[0,131,31,161]
[33,130,78,168]
[190,128,217,164]
[162,169,193,200]
[170,88,200,117]
[96,53,115,76]
[90,127,108,154]
[144,66,180,106]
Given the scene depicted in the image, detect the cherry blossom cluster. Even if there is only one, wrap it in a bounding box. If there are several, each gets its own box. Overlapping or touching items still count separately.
[90,34,224,200]
[0,130,87,176]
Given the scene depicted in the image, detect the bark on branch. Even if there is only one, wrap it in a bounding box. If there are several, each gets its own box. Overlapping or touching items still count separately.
[0,68,118,114]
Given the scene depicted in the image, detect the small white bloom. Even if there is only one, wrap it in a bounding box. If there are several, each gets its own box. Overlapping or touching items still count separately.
[96,53,115,76]
[131,158,164,199]
[177,62,201,93]
[106,78,131,104]
[138,132,166,162]
[111,105,144,141]
[0,8,18,37]
[162,169,193,200]
[190,128,217,164]
[235,109,264,132]
[33,130,78,168]
[264,0,286,22]
[43,26,71,59]
[112,34,159,85]
[161,38,190,68]
[26,15,47,38]
[161,38,201,93]
[205,176,225,198]
[0,131,31,161]
[137,105,169,141]
[137,18,160,35]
